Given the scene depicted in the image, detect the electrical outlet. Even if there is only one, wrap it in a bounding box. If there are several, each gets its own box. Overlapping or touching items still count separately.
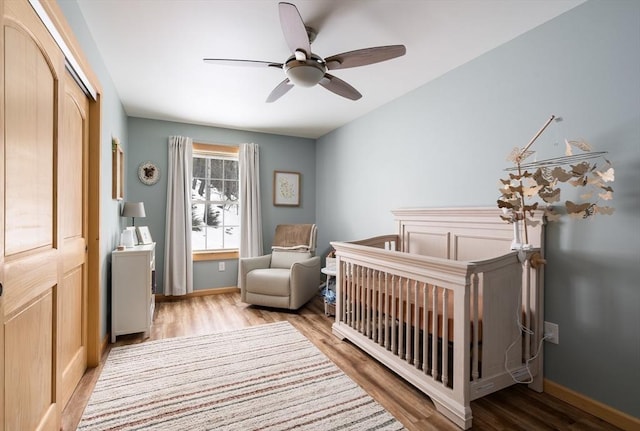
[218,261,225,271]
[544,321,559,344]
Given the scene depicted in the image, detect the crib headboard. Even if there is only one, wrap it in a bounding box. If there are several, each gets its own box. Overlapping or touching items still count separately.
[391,207,545,261]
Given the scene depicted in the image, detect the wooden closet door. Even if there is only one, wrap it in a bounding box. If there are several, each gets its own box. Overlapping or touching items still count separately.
[2,0,66,429]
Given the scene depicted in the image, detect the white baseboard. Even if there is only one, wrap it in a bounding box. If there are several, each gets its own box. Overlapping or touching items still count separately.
[155,286,239,302]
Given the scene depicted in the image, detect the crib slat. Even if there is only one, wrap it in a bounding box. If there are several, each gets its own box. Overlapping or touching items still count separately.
[364,267,369,335]
[343,261,348,326]
[346,261,351,325]
[398,277,405,359]
[422,284,428,374]
[346,262,351,327]
[374,271,379,343]
[405,279,411,364]
[413,281,420,368]
[405,279,412,363]
[362,266,367,335]
[523,258,532,361]
[362,266,367,334]
[442,288,449,386]
[351,263,357,329]
[369,269,375,340]
[349,262,355,327]
[372,269,377,340]
[391,275,397,354]
[472,273,480,381]
[356,265,362,332]
[362,266,366,334]
[365,268,371,338]
[352,264,357,330]
[371,269,376,339]
[384,273,390,350]
[342,261,347,325]
[431,284,439,380]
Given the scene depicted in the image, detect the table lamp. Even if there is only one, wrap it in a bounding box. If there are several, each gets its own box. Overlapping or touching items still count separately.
[121,201,146,226]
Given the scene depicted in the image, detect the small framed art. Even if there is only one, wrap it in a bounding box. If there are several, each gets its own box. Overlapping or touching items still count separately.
[136,226,153,245]
[112,138,124,200]
[138,161,160,185]
[273,171,300,206]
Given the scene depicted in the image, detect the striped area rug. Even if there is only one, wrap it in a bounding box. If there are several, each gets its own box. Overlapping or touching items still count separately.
[78,321,406,430]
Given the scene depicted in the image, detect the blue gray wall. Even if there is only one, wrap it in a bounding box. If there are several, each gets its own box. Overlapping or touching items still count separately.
[127,118,315,293]
[316,0,639,418]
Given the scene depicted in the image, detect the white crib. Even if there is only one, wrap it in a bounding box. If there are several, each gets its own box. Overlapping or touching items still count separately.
[330,207,545,429]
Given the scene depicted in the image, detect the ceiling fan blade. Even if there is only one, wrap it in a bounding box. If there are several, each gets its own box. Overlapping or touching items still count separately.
[203,58,283,69]
[324,45,406,70]
[319,74,362,101]
[266,78,294,103]
[279,2,311,58]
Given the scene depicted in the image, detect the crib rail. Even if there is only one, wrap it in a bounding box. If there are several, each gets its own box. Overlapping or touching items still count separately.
[330,240,531,429]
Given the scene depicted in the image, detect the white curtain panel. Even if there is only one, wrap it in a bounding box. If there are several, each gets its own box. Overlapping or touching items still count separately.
[239,143,263,258]
[164,136,193,296]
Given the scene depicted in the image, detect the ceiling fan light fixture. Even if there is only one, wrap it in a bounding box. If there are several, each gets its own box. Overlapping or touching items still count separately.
[204,4,406,102]
[284,56,326,87]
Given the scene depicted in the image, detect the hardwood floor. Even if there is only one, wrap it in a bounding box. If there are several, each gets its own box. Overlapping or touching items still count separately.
[62,292,619,431]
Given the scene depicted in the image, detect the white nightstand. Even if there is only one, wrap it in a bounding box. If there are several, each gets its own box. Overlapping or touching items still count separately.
[111,243,156,342]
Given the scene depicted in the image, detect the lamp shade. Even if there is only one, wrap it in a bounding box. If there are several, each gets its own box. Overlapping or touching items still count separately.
[283,55,327,88]
[285,64,325,87]
[122,202,146,218]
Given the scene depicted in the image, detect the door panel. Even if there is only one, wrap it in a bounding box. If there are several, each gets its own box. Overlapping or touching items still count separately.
[61,75,86,240]
[58,71,89,408]
[3,251,57,314]
[59,267,85,406]
[4,24,54,255]
[5,292,53,431]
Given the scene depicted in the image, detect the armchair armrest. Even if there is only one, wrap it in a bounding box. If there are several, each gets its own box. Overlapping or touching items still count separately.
[289,255,321,309]
[239,254,272,300]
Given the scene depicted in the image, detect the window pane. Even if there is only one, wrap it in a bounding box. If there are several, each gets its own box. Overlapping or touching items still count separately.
[193,157,207,179]
[224,180,238,201]
[210,159,223,179]
[208,179,223,200]
[192,203,205,230]
[192,203,206,250]
[209,181,218,200]
[203,204,222,227]
[223,226,240,249]
[224,160,238,180]
[191,179,201,200]
[205,226,223,249]
[223,203,240,227]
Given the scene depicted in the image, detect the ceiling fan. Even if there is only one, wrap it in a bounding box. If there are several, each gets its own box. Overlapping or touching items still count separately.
[203,2,406,103]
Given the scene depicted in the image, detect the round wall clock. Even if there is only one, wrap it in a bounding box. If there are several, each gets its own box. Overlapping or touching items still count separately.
[138,161,160,185]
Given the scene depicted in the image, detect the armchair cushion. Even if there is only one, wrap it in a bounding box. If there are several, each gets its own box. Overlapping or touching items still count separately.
[270,250,314,269]
[246,268,291,296]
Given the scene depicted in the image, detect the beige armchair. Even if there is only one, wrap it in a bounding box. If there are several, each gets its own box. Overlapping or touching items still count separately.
[239,224,320,310]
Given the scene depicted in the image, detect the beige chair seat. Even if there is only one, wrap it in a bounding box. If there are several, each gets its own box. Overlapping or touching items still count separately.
[246,268,291,296]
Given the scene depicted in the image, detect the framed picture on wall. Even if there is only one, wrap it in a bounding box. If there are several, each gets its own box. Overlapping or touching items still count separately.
[273,171,300,206]
[136,226,153,245]
[112,138,124,200]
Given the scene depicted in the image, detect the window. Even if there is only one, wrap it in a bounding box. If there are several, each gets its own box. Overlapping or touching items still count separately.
[191,143,239,256]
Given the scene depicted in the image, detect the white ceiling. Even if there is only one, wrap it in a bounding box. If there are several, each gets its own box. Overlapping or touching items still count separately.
[76,0,584,139]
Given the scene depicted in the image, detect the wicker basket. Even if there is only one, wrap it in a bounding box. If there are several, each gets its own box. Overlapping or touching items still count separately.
[324,300,335,317]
